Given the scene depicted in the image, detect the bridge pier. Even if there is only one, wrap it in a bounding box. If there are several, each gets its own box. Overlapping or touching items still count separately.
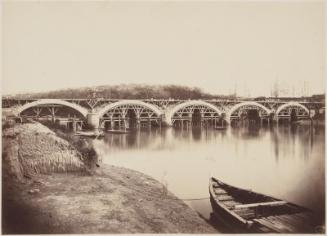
[87,113,100,130]
[72,120,77,132]
[123,117,128,130]
[148,118,151,129]
[201,113,204,127]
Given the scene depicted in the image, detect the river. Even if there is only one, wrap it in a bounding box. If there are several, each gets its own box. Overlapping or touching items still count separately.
[93,124,325,228]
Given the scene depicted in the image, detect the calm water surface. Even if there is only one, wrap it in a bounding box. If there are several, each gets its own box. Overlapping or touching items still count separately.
[93,125,325,222]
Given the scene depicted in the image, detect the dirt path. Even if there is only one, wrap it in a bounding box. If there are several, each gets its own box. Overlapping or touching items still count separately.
[2,122,217,234]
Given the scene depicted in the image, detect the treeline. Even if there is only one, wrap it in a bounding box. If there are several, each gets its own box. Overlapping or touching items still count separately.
[11,84,235,100]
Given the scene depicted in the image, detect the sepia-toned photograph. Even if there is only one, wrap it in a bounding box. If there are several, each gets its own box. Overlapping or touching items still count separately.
[1,0,325,234]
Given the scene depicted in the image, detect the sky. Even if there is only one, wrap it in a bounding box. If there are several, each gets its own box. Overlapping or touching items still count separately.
[2,1,326,97]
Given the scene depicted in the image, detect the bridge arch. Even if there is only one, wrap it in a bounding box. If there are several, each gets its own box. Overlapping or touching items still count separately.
[165,100,223,126]
[227,101,272,123]
[15,99,88,118]
[97,100,162,118]
[97,100,163,129]
[275,102,310,117]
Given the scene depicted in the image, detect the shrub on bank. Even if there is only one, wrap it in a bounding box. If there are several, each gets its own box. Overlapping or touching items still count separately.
[2,123,87,179]
[39,121,100,172]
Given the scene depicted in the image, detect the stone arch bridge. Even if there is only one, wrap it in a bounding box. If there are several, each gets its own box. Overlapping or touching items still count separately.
[3,98,324,131]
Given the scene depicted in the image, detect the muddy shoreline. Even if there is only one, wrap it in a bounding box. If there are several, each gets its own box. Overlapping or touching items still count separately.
[2,121,217,234]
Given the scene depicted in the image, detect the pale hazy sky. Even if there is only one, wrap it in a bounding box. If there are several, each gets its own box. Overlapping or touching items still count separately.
[2,1,326,96]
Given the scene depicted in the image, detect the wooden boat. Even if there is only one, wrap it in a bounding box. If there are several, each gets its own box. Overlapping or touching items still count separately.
[215,126,227,130]
[75,131,104,138]
[106,129,129,134]
[209,177,321,233]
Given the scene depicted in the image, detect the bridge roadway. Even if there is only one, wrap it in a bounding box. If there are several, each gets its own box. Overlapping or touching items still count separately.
[2,98,325,130]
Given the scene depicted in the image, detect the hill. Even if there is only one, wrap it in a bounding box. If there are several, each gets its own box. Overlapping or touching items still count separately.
[8,84,234,100]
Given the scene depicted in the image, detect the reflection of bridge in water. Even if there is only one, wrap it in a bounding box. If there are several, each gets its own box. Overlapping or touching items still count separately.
[93,126,318,164]
[3,98,324,131]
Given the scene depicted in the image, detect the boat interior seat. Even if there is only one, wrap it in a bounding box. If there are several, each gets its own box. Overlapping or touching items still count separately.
[233,201,287,209]
[233,208,257,219]
[213,188,228,195]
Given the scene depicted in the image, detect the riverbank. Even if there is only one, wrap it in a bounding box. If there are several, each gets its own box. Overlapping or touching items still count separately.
[2,121,217,233]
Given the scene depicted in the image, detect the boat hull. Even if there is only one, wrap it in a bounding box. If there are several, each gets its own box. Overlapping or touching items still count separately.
[210,194,251,233]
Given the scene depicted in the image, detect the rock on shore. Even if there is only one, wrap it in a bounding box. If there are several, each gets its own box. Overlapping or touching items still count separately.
[2,122,217,234]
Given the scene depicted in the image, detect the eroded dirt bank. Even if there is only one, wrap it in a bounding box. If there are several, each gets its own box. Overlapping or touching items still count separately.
[2,122,217,234]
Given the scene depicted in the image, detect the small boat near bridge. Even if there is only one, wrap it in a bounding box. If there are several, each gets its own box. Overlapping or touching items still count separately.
[106,129,130,134]
[75,131,104,138]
